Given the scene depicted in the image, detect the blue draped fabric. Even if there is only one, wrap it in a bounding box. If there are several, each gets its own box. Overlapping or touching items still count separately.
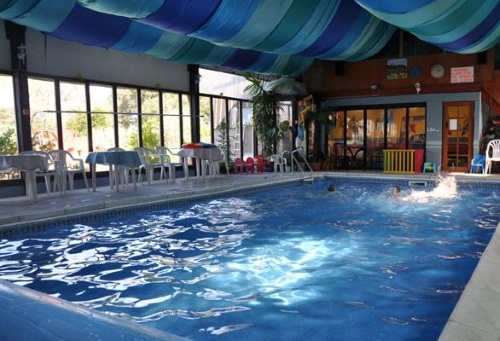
[146,32,196,60]
[221,49,262,70]
[357,0,500,53]
[221,0,295,49]
[268,55,313,76]
[10,0,75,32]
[355,0,435,14]
[271,0,341,55]
[254,0,319,51]
[190,0,260,44]
[414,0,498,43]
[142,0,222,35]
[436,2,500,51]
[342,19,397,61]
[51,5,130,48]
[412,0,488,37]
[299,0,364,57]
[245,53,278,73]
[0,0,496,76]
[77,0,164,19]
[317,14,380,59]
[0,0,40,20]
[170,38,218,63]
[112,22,162,53]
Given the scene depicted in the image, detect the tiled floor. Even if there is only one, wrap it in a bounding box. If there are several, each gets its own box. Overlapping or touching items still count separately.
[0,171,499,340]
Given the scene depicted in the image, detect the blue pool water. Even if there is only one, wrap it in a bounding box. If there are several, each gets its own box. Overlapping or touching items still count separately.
[0,177,498,340]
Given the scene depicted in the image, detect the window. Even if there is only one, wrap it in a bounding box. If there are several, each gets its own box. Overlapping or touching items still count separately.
[329,105,426,169]
[60,81,88,157]
[0,74,18,180]
[89,84,113,151]
[140,89,160,149]
[181,94,191,144]
[199,95,212,143]
[28,77,56,151]
[117,87,138,150]
[162,92,181,148]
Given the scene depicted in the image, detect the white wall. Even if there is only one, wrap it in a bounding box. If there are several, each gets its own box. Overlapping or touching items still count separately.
[0,22,189,92]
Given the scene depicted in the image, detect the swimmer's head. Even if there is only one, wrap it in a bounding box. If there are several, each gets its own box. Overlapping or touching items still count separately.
[390,186,401,197]
[328,184,335,192]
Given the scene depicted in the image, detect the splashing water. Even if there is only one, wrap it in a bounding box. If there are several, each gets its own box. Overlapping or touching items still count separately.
[403,175,457,203]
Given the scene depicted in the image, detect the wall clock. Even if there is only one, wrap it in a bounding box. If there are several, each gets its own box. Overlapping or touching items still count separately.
[431,63,445,78]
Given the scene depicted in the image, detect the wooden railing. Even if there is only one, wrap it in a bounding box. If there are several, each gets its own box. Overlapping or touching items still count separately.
[383,150,415,174]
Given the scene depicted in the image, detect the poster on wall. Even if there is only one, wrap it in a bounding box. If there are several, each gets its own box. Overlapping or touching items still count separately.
[450,66,474,83]
[387,58,408,80]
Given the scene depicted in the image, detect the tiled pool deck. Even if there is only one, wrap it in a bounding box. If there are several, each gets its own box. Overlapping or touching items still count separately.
[0,171,499,340]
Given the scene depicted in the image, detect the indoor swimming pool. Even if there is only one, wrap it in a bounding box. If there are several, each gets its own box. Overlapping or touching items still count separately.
[0,176,498,340]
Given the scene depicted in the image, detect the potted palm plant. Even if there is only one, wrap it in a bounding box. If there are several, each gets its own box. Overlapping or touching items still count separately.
[244,74,278,157]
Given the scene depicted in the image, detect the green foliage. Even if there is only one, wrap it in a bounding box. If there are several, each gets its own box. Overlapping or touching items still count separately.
[308,107,336,131]
[65,113,107,135]
[31,131,56,151]
[128,117,160,149]
[215,120,233,169]
[244,74,278,156]
[0,129,18,155]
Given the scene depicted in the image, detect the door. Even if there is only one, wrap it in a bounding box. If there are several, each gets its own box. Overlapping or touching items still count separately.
[442,101,473,172]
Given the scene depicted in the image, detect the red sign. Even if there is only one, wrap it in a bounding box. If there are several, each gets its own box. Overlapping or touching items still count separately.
[450,66,474,83]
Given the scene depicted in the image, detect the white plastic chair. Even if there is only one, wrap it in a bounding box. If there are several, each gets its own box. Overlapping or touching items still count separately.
[485,139,500,174]
[155,146,187,182]
[49,150,90,193]
[20,151,62,195]
[271,154,286,172]
[212,148,229,175]
[135,147,165,184]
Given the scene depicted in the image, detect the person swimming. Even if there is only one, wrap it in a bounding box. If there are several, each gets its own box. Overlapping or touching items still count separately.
[389,185,401,198]
[327,184,335,192]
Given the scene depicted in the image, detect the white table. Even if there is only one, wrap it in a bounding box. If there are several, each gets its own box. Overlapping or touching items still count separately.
[85,151,141,192]
[0,154,48,201]
[179,148,223,178]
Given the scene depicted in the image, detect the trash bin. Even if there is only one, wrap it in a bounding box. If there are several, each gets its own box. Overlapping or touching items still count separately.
[414,149,424,173]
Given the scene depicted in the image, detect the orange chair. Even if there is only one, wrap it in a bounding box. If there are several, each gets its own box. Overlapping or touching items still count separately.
[256,155,265,173]
[234,157,246,174]
[245,157,256,173]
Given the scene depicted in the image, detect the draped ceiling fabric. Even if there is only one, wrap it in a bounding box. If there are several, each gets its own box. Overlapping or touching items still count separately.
[0,0,498,76]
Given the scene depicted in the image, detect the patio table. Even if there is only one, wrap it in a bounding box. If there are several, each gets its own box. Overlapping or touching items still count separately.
[86,151,141,192]
[0,154,48,201]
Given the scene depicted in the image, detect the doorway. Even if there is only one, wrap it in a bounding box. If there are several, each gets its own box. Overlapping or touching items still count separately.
[442,101,473,172]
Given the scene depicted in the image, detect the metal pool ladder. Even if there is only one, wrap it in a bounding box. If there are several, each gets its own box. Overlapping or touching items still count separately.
[289,149,314,184]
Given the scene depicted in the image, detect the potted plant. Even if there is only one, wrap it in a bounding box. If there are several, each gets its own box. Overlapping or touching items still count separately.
[215,120,234,173]
[244,74,279,157]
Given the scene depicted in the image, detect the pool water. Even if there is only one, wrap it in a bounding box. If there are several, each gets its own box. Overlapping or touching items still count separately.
[0,177,498,340]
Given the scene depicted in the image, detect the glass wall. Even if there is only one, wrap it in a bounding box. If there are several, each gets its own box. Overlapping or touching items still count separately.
[181,94,191,145]
[0,74,18,179]
[28,77,57,151]
[162,92,181,148]
[1,71,252,182]
[328,105,426,170]
[117,87,139,150]
[140,89,160,149]
[60,81,88,157]
[89,84,113,151]
[199,95,212,143]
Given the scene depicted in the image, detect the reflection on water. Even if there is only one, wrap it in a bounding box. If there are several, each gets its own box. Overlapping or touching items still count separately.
[0,177,498,340]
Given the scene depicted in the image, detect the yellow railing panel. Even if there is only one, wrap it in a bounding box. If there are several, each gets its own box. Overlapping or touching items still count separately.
[383,150,415,174]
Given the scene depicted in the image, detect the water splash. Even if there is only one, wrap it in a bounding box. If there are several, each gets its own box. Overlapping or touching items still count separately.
[403,175,457,203]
